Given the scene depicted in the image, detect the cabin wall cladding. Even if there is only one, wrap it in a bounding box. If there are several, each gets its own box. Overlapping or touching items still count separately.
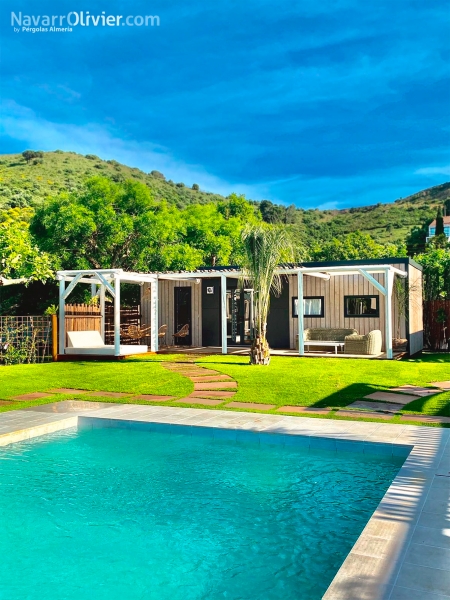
[408,264,424,355]
[287,264,408,351]
[141,280,202,347]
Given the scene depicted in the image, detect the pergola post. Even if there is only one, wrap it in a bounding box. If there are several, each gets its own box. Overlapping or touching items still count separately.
[150,279,158,352]
[58,277,65,355]
[113,274,121,357]
[99,285,105,341]
[385,268,394,359]
[297,271,304,355]
[221,274,227,354]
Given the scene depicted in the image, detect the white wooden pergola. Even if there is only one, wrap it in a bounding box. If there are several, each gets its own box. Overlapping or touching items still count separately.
[57,269,158,356]
[58,263,408,359]
[147,263,408,359]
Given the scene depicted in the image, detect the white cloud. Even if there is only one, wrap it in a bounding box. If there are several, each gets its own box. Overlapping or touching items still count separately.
[0,100,269,199]
[415,165,450,176]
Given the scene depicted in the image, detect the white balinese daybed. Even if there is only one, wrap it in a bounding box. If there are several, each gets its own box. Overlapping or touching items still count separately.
[66,331,148,356]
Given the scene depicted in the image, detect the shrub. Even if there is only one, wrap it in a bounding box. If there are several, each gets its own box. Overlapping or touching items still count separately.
[192,183,200,191]
[85,154,99,160]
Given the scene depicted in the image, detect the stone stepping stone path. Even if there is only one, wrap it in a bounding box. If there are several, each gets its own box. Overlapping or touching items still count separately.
[429,381,450,390]
[190,375,234,382]
[363,392,418,405]
[277,406,330,415]
[12,392,55,401]
[226,401,275,411]
[47,388,88,395]
[390,385,439,396]
[162,362,239,406]
[336,410,393,420]
[346,400,402,414]
[400,414,450,424]
[194,381,237,390]
[85,391,132,399]
[189,391,236,398]
[132,394,176,402]
[178,398,224,406]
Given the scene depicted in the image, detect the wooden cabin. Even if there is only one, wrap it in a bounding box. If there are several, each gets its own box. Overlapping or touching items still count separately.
[141,258,423,358]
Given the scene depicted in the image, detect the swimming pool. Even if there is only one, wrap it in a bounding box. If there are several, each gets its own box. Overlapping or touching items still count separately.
[0,426,404,599]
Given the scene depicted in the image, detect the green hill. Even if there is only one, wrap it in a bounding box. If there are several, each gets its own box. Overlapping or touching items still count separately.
[0,150,449,247]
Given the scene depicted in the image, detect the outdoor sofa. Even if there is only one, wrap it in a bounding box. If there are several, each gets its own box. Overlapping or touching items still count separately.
[344,330,382,355]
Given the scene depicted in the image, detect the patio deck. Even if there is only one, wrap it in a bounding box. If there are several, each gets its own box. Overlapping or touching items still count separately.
[157,345,406,359]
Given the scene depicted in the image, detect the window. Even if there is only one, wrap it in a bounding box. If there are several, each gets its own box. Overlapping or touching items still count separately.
[292,296,324,318]
[344,295,379,318]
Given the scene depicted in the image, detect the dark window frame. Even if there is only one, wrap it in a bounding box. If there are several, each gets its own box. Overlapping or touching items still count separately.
[344,295,379,318]
[292,296,325,319]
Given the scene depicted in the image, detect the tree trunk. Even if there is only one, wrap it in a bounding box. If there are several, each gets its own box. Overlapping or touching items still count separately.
[250,335,270,365]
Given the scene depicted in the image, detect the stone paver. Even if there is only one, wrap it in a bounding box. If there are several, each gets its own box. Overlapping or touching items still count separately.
[47,388,89,395]
[194,381,237,390]
[131,395,175,402]
[390,385,440,396]
[348,400,403,413]
[364,392,418,405]
[277,406,331,414]
[336,410,393,420]
[0,401,14,406]
[225,401,275,411]
[177,398,224,406]
[23,400,115,413]
[12,392,55,401]
[85,391,132,398]
[190,375,233,382]
[429,381,450,390]
[190,391,236,398]
[400,414,450,424]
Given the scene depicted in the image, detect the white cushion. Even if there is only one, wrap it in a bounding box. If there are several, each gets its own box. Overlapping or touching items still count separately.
[67,330,105,348]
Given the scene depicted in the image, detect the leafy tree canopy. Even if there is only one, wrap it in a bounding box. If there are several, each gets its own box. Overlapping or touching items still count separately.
[30,177,263,272]
[0,208,53,280]
[311,231,406,261]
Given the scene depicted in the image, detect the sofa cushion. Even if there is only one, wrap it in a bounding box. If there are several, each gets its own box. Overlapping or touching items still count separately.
[304,328,358,342]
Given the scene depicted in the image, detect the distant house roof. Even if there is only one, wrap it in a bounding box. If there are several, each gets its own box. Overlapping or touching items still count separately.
[429,216,450,227]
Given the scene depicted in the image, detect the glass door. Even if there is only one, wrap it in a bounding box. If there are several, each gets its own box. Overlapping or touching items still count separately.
[227,289,253,345]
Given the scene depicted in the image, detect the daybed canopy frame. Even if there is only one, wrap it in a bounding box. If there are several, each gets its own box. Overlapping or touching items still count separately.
[57,269,158,356]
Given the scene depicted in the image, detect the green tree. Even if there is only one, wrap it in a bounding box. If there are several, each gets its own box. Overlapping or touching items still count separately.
[435,206,444,236]
[415,248,450,300]
[0,208,53,281]
[312,231,405,261]
[31,177,162,271]
[239,225,293,365]
[22,150,43,164]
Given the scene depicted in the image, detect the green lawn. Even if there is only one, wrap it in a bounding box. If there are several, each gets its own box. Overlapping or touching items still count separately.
[1,353,449,423]
[0,360,192,411]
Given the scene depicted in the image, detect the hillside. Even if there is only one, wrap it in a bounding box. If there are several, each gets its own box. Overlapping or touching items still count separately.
[0,150,449,247]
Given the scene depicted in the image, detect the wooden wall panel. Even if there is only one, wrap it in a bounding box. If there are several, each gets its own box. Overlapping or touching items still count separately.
[141,280,202,347]
[287,265,410,351]
[408,264,424,354]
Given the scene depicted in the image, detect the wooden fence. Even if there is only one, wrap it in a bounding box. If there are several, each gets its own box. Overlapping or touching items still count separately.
[423,300,450,350]
[65,304,143,346]
[65,304,101,347]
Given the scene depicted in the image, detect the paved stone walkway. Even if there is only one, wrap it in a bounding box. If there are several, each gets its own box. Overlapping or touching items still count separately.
[342,382,450,424]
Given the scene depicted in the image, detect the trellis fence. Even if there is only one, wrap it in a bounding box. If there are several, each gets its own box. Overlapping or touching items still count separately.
[0,316,52,365]
[423,300,450,351]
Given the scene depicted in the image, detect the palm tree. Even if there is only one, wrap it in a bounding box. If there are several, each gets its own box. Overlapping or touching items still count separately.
[240,225,293,365]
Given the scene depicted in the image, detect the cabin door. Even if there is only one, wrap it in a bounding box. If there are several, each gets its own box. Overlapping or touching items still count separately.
[174,287,192,345]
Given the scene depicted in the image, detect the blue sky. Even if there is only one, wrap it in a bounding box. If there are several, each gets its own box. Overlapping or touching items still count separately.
[1,0,449,209]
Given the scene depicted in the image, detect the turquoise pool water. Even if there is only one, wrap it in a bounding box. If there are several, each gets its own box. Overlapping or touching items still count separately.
[0,427,403,600]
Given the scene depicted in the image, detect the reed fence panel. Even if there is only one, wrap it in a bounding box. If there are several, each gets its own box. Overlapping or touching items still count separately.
[423,300,450,350]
